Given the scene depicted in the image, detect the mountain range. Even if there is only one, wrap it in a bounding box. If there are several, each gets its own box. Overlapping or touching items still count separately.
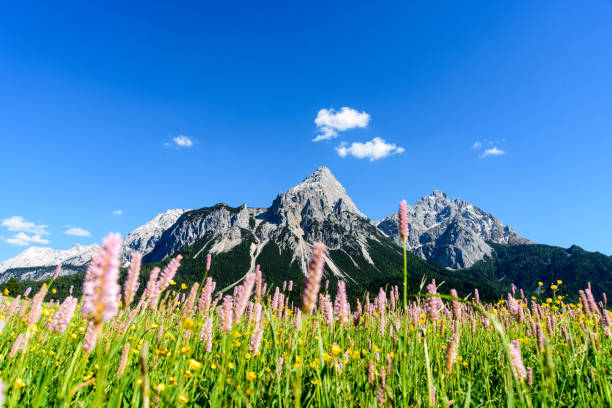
[1,166,610,300]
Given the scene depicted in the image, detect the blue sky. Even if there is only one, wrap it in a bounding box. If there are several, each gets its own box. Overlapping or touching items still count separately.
[1,1,611,260]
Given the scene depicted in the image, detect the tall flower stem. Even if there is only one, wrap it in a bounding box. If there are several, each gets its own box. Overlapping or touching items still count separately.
[403,238,407,312]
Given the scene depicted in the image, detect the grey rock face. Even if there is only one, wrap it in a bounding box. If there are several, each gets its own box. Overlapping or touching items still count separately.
[144,203,254,263]
[121,208,188,262]
[145,166,389,281]
[377,190,530,268]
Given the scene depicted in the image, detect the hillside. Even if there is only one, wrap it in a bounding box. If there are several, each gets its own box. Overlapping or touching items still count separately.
[461,243,612,300]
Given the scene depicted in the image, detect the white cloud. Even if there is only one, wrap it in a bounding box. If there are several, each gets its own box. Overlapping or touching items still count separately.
[1,216,51,246]
[314,107,370,141]
[3,232,50,246]
[112,209,123,216]
[336,137,405,162]
[172,135,193,148]
[479,147,505,158]
[1,216,49,235]
[472,141,483,149]
[64,227,91,237]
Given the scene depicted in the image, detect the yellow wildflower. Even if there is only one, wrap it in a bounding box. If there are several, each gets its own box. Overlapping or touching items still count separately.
[182,318,195,331]
[246,371,257,381]
[331,344,342,356]
[178,393,189,403]
[189,359,202,370]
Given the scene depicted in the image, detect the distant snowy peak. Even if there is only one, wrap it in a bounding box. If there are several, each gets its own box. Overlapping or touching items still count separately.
[121,208,189,262]
[0,208,188,279]
[377,190,530,269]
[0,244,100,275]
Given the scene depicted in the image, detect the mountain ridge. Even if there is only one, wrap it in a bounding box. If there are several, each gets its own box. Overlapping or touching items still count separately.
[377,190,530,268]
[1,167,531,285]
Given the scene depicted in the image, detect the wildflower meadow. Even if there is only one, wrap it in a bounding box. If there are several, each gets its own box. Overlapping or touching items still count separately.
[0,204,610,407]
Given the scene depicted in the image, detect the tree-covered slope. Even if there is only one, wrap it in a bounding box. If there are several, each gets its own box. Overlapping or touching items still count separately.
[461,243,612,300]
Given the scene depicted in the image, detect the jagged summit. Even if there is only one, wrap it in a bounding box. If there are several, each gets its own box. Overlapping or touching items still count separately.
[378,190,530,269]
[144,166,389,284]
[121,208,189,263]
[284,166,363,217]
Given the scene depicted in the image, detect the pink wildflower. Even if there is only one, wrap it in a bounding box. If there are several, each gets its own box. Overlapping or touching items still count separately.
[49,296,78,334]
[509,340,527,381]
[53,264,61,280]
[398,200,409,242]
[123,251,142,307]
[157,255,183,293]
[301,242,326,314]
[234,272,255,323]
[82,233,122,324]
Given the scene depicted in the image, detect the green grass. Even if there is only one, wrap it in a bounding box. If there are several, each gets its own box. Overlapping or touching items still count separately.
[0,267,610,407]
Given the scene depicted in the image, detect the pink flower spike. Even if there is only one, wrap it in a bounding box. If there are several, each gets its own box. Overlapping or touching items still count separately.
[81,232,122,325]
[123,251,142,307]
[398,200,409,242]
[53,264,61,280]
[301,241,326,315]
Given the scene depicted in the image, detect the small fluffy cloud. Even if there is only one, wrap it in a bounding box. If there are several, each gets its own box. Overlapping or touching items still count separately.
[1,216,51,245]
[112,209,123,216]
[314,107,370,141]
[3,232,50,246]
[336,137,405,162]
[479,147,505,158]
[472,141,483,149]
[1,216,49,235]
[64,227,91,237]
[172,135,193,148]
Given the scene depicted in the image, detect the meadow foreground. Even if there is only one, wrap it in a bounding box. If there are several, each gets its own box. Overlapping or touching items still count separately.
[0,233,610,407]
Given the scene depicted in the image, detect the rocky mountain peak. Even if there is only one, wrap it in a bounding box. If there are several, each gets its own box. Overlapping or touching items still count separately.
[121,208,188,263]
[378,191,530,269]
[283,166,363,217]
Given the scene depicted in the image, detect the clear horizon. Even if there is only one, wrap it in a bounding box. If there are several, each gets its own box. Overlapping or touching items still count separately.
[2,1,612,260]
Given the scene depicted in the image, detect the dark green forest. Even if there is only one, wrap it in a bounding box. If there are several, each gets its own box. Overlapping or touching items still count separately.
[4,241,610,306]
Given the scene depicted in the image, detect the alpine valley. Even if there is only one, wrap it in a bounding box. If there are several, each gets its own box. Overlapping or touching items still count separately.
[2,167,611,300]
